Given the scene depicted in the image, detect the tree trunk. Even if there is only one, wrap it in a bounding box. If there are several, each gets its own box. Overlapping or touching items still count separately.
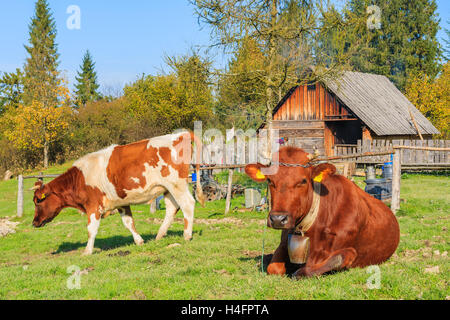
[266,86,274,162]
[43,139,49,169]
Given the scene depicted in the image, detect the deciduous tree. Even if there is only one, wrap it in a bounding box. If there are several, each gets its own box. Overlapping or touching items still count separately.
[405,63,449,139]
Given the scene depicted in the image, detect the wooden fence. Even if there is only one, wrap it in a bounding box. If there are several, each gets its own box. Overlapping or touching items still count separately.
[335,139,449,166]
[16,143,450,217]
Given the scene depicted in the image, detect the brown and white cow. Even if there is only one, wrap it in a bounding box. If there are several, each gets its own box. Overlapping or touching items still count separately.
[31,131,205,255]
[245,146,400,278]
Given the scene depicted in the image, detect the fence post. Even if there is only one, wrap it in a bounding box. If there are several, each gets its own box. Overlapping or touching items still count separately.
[224,169,234,214]
[17,175,24,218]
[149,199,157,214]
[391,149,402,214]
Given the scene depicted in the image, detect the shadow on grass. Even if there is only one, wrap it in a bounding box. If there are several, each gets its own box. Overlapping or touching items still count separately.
[52,230,189,254]
[239,253,307,276]
[208,212,224,218]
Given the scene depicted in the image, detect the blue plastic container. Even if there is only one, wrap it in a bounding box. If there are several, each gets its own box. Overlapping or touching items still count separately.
[364,178,392,201]
[382,162,393,180]
[191,172,197,182]
[381,162,393,180]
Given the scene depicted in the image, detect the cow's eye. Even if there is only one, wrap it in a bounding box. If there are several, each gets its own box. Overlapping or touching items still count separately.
[268,180,275,188]
[295,179,308,187]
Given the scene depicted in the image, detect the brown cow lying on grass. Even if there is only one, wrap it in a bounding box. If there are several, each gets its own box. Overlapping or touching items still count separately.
[245,146,399,278]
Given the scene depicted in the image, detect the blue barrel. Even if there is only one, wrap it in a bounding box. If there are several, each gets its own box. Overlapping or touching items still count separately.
[191,172,197,182]
[364,178,392,201]
[382,162,393,180]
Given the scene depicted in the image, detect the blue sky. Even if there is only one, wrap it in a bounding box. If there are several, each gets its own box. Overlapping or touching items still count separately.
[0,0,449,93]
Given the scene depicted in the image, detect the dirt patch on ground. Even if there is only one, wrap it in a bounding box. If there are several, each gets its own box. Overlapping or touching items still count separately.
[0,217,19,237]
[107,250,131,257]
[396,246,448,262]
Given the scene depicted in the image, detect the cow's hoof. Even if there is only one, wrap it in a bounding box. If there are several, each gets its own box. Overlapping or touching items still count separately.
[184,234,192,241]
[267,262,286,275]
[82,250,93,256]
[135,237,144,246]
[155,234,165,241]
[326,254,343,270]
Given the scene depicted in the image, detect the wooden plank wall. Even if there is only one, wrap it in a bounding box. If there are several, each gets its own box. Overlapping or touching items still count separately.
[273,84,351,121]
[272,120,325,155]
[334,139,450,165]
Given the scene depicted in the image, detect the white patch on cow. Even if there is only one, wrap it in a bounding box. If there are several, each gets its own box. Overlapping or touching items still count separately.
[73,145,120,200]
[171,147,178,162]
[146,131,186,150]
[120,214,144,245]
[84,213,100,255]
[130,177,140,184]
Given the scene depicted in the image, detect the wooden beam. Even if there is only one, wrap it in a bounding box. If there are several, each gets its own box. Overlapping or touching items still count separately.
[224,169,234,215]
[23,174,60,179]
[391,148,402,214]
[393,146,450,151]
[314,150,394,162]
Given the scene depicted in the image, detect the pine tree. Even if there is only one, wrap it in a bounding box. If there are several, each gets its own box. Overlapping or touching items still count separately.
[74,50,101,107]
[443,20,450,61]
[344,0,442,90]
[0,69,24,113]
[21,0,63,168]
[23,0,60,106]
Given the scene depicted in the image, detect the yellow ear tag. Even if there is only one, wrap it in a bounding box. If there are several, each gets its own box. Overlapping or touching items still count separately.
[314,172,324,183]
[255,170,266,180]
[41,193,46,200]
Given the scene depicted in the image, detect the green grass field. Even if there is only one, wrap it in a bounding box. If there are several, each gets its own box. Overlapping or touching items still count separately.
[0,164,448,300]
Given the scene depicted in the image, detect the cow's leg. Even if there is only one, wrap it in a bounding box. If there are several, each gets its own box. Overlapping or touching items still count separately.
[155,193,179,240]
[267,230,290,275]
[179,192,195,241]
[168,184,195,241]
[84,213,101,255]
[293,247,358,278]
[119,206,144,245]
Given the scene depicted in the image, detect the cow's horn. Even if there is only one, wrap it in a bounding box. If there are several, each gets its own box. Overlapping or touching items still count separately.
[307,148,320,161]
[29,185,41,191]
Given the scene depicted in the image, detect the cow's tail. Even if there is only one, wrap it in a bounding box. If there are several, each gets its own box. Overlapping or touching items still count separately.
[190,132,206,207]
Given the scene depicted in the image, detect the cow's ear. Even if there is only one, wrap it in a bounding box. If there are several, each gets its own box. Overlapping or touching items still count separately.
[311,163,336,183]
[245,164,268,183]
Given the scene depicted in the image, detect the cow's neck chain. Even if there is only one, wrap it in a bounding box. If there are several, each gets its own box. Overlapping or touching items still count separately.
[294,181,322,235]
[272,162,312,168]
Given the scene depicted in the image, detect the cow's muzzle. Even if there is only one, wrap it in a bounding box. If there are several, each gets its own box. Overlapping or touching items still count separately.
[268,212,293,229]
[32,217,52,228]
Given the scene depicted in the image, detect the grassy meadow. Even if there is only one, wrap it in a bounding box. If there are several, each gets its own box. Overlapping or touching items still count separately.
[0,163,448,300]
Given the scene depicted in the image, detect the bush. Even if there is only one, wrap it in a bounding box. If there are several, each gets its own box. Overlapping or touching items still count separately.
[62,98,168,160]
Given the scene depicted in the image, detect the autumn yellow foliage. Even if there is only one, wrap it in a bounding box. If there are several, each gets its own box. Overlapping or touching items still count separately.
[405,63,450,139]
[4,100,71,150]
[2,78,72,167]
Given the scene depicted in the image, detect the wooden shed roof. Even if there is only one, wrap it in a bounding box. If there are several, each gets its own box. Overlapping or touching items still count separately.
[322,71,439,136]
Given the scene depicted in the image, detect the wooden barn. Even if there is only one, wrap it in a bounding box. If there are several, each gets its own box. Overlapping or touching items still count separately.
[258,71,439,156]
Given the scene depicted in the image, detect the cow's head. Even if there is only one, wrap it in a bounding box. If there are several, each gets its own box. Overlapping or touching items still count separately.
[245,147,335,230]
[31,181,65,228]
